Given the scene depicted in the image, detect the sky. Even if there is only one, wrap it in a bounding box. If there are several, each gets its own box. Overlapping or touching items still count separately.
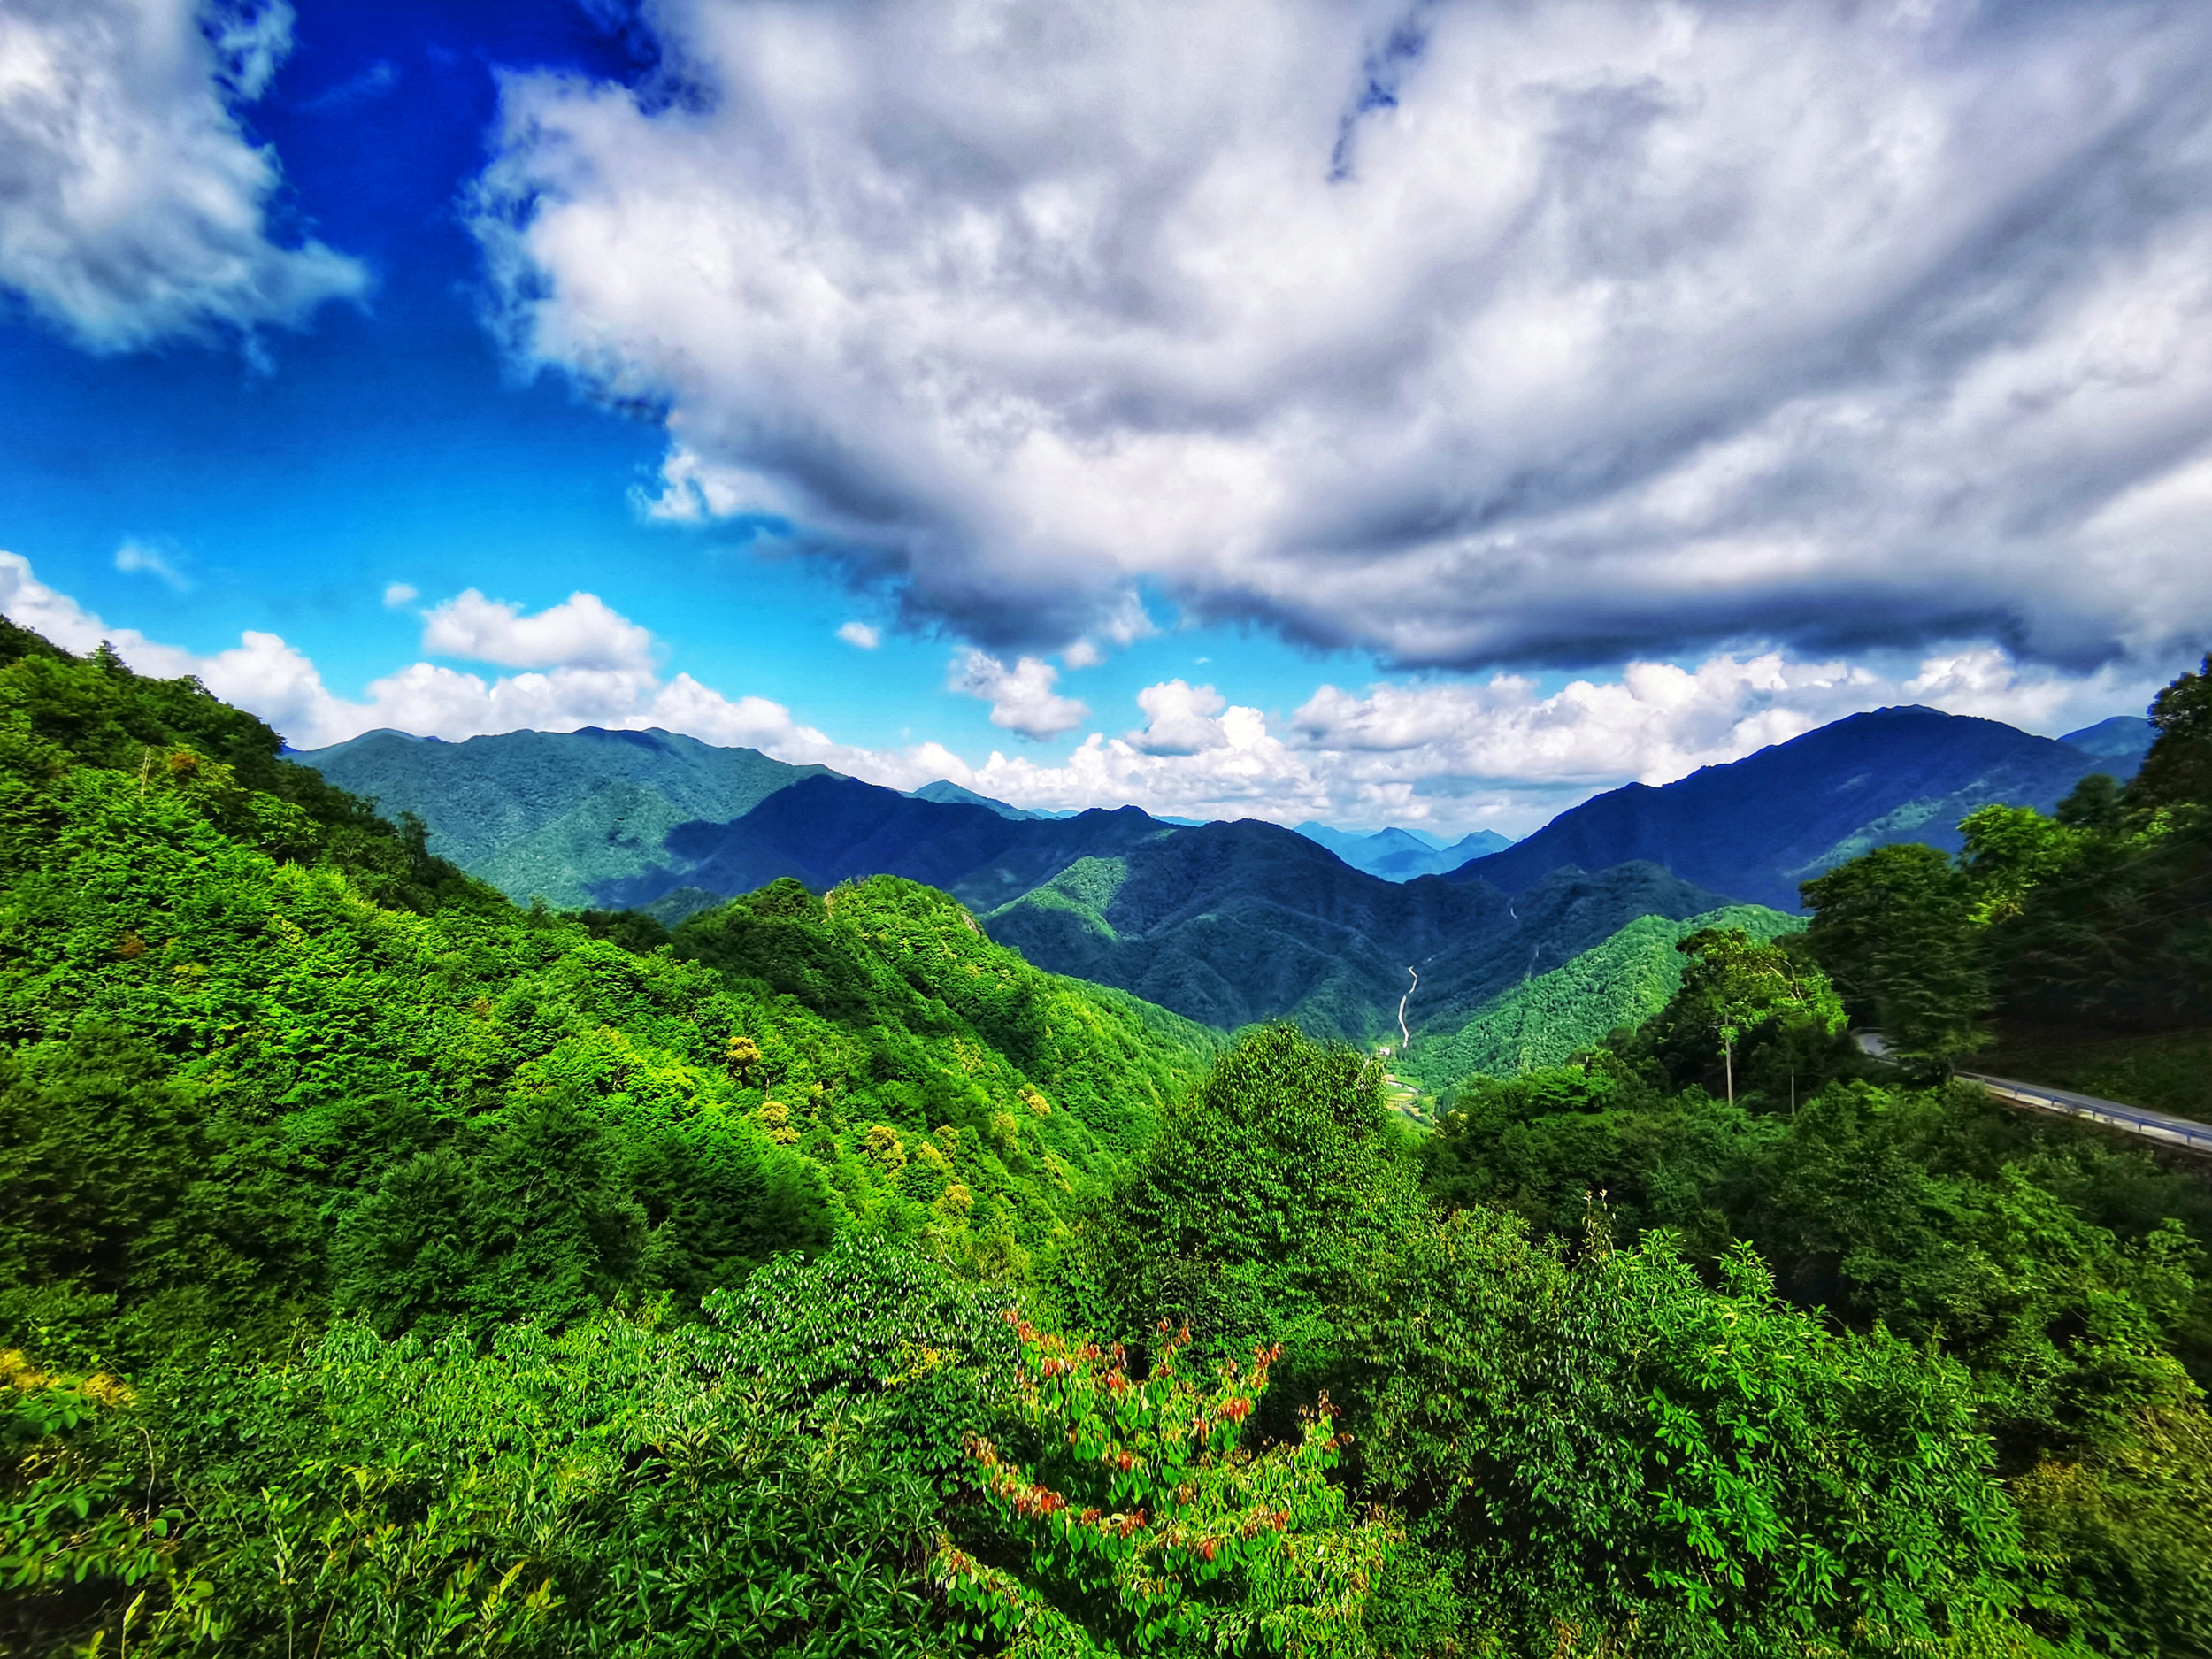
[2,0,2208,836]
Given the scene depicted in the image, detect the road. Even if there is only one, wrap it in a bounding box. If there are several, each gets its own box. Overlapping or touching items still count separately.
[1853,1030,2211,1156]
[1955,1071,2212,1157]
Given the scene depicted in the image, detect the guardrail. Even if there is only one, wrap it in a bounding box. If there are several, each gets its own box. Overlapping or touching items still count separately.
[1956,1071,2212,1157]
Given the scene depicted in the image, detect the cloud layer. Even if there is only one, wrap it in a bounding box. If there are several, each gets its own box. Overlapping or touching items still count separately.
[962,648,2155,833]
[0,0,365,350]
[475,0,2212,672]
[0,551,2154,838]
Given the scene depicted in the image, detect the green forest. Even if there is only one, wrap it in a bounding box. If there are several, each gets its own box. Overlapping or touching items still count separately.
[1397,903,1802,1098]
[4,621,2211,1656]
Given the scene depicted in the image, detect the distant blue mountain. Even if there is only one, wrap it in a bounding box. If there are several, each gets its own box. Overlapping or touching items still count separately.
[1294,822,1516,881]
[2059,715,2156,766]
[903,778,1038,818]
[1447,705,2124,910]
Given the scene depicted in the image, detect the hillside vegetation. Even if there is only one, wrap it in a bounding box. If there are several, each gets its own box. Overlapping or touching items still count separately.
[292,726,833,907]
[1796,652,2212,1082]
[1974,1025,2212,1123]
[302,708,2142,1050]
[1399,902,1801,1095]
[3,624,2208,1657]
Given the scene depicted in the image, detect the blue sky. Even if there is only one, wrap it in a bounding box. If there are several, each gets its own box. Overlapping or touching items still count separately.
[2,0,2206,833]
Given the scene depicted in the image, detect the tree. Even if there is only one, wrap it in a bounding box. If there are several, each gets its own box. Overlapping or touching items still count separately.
[1645,928,1845,1103]
[2129,651,2212,810]
[1094,1025,1423,1400]
[1801,844,1990,1070]
[1348,1207,2032,1657]
[939,1314,1391,1656]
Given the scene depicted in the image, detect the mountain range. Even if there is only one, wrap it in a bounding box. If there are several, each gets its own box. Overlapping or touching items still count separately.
[291,704,2147,1040]
[1449,707,2151,911]
[1293,821,1516,880]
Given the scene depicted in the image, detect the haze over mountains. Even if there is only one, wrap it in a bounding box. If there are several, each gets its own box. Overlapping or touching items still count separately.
[1293,822,1516,880]
[294,703,2148,1041]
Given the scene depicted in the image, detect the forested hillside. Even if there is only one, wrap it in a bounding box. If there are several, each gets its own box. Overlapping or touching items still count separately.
[1426,924,2212,1657]
[1398,902,1801,1095]
[300,708,2141,1051]
[293,726,835,908]
[1794,654,2212,1094]
[4,625,2208,1657]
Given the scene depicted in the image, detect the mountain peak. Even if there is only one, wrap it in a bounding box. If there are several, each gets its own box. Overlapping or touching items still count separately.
[1449,705,2115,909]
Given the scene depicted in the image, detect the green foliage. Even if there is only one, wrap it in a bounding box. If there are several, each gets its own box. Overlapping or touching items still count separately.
[4,1288,971,1655]
[2129,650,2212,810]
[1351,1209,2030,1657]
[1801,841,1992,1064]
[1420,1068,2212,1656]
[0,632,1206,1372]
[1094,1026,1425,1394]
[941,1317,1391,1656]
[1399,904,1801,1096]
[1976,1023,2212,1124]
[1638,926,1847,1102]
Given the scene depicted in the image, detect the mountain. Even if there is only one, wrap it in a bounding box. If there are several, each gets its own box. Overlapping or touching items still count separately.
[1398,903,1802,1094]
[298,722,1735,1041]
[590,773,1182,917]
[904,778,1040,818]
[290,726,833,906]
[569,771,1723,1037]
[1448,705,2119,910]
[1294,822,1517,880]
[985,833,1733,1040]
[2059,715,2157,768]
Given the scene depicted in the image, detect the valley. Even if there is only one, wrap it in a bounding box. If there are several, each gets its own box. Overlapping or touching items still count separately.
[293,702,2144,1066]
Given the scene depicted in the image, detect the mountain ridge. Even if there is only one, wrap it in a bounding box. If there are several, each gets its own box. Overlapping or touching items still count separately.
[1448,705,2124,910]
[1294,820,1516,880]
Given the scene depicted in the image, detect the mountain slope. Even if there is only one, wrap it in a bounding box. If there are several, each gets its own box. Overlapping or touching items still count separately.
[296,729,1752,1041]
[588,774,1184,916]
[1449,706,2113,910]
[1400,904,1803,1094]
[2059,715,2157,767]
[986,824,1733,1040]
[290,726,833,905]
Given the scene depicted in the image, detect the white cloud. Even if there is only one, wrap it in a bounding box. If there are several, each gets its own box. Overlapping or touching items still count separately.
[960,648,2162,834]
[836,619,879,649]
[0,550,2161,839]
[0,0,367,352]
[949,648,1090,740]
[0,551,959,781]
[382,582,419,608]
[114,541,186,591]
[1125,680,1231,756]
[472,0,2212,675]
[421,588,656,672]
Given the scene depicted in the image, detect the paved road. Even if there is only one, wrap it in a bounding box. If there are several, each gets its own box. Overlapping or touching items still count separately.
[1853,1031,2212,1156]
[1955,1071,2212,1157]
